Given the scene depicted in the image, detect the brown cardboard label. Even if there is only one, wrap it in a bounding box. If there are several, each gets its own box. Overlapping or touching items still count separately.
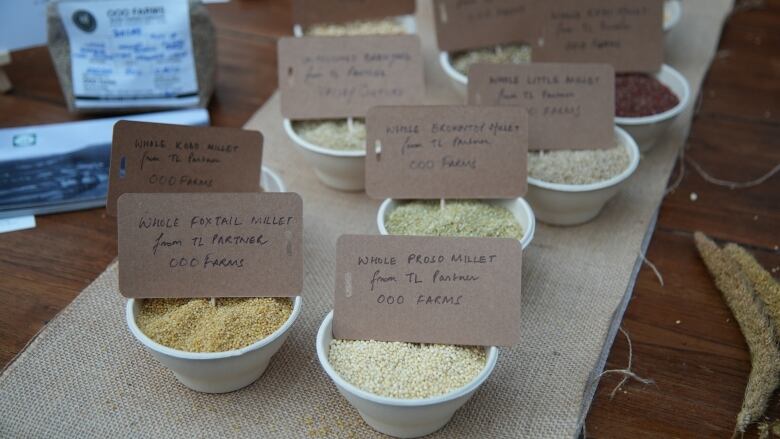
[278,36,425,119]
[432,0,543,52]
[117,193,303,298]
[468,63,614,150]
[333,235,522,347]
[292,0,415,27]
[365,105,528,199]
[107,121,263,216]
[535,0,664,73]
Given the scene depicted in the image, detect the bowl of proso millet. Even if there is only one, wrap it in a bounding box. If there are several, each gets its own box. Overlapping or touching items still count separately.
[127,296,302,393]
[293,15,416,37]
[439,43,533,98]
[317,311,499,438]
[377,198,535,250]
[614,64,690,152]
[283,118,367,191]
[525,126,641,226]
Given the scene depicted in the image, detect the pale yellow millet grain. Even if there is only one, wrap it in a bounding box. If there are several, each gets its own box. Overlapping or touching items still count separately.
[293,119,366,151]
[451,44,532,76]
[386,200,524,239]
[328,339,487,399]
[136,297,293,353]
[528,136,631,185]
[305,18,406,36]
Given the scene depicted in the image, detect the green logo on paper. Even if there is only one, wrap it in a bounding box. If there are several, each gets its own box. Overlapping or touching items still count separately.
[13,133,36,147]
[73,10,97,33]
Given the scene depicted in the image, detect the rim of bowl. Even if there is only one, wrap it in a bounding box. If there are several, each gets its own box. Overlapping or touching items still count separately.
[126,296,302,360]
[440,52,468,85]
[527,126,641,193]
[293,14,416,37]
[664,0,682,32]
[261,165,286,193]
[283,118,366,158]
[614,64,691,125]
[316,311,499,408]
[376,198,535,250]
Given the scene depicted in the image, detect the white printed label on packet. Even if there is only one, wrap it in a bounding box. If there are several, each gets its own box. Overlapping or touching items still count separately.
[58,0,199,109]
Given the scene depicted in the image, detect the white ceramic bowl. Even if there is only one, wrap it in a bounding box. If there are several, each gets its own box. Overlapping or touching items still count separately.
[316,311,498,438]
[283,118,365,191]
[260,165,286,192]
[664,0,682,33]
[439,51,469,99]
[126,296,302,393]
[377,197,535,250]
[293,15,416,37]
[615,64,690,152]
[526,126,640,226]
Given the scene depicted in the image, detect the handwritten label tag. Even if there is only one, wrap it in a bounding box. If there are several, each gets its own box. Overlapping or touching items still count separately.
[535,0,664,73]
[365,106,528,199]
[117,193,303,298]
[58,0,199,109]
[278,36,425,119]
[468,63,614,150]
[334,235,522,347]
[107,121,263,216]
[432,0,542,52]
[292,0,415,27]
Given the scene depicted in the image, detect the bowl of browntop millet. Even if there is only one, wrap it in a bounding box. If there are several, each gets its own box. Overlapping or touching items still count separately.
[525,126,641,226]
[127,296,302,393]
[317,311,499,438]
[615,64,690,152]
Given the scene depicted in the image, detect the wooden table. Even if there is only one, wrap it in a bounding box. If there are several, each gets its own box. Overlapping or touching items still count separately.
[0,1,777,437]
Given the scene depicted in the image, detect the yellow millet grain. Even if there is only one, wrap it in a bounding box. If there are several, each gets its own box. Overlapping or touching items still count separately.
[136,297,293,352]
[528,137,630,185]
[293,119,366,151]
[386,200,524,239]
[328,339,487,399]
[451,44,532,76]
[305,18,406,36]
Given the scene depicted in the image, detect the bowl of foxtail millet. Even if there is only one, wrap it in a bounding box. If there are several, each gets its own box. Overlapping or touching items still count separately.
[316,311,499,438]
[614,64,690,152]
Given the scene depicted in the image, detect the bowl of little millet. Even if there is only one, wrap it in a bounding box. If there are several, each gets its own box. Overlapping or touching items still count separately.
[293,15,416,37]
[316,311,498,438]
[378,198,535,250]
[284,118,366,191]
[440,42,533,98]
[614,65,690,152]
[525,126,641,226]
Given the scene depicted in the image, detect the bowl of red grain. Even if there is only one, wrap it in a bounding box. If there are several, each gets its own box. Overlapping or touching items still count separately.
[614,64,690,152]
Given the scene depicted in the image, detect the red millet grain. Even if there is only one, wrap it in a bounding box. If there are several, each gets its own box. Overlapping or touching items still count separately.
[615,73,680,117]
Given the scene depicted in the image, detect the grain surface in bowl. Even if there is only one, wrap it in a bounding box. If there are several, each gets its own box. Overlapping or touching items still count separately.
[292,119,366,151]
[386,200,524,239]
[528,138,630,186]
[305,18,406,36]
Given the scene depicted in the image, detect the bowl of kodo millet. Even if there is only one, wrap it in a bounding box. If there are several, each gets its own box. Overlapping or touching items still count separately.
[664,0,682,33]
[316,311,498,438]
[439,43,533,98]
[377,198,535,250]
[283,118,366,191]
[293,15,416,37]
[614,64,690,152]
[525,126,640,226]
[126,296,302,393]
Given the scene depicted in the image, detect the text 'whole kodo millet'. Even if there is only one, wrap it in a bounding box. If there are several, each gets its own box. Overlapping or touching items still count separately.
[136,297,293,352]
[528,136,631,185]
[615,73,680,117]
[293,119,366,151]
[305,18,406,36]
[328,340,487,399]
[451,44,532,76]
[386,200,524,239]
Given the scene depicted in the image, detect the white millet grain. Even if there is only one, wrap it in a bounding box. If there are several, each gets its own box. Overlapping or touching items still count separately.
[528,138,630,185]
[328,339,487,399]
[451,44,532,76]
[293,119,366,151]
[305,18,406,36]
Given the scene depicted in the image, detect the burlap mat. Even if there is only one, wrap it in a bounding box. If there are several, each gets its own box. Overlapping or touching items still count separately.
[0,1,733,437]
